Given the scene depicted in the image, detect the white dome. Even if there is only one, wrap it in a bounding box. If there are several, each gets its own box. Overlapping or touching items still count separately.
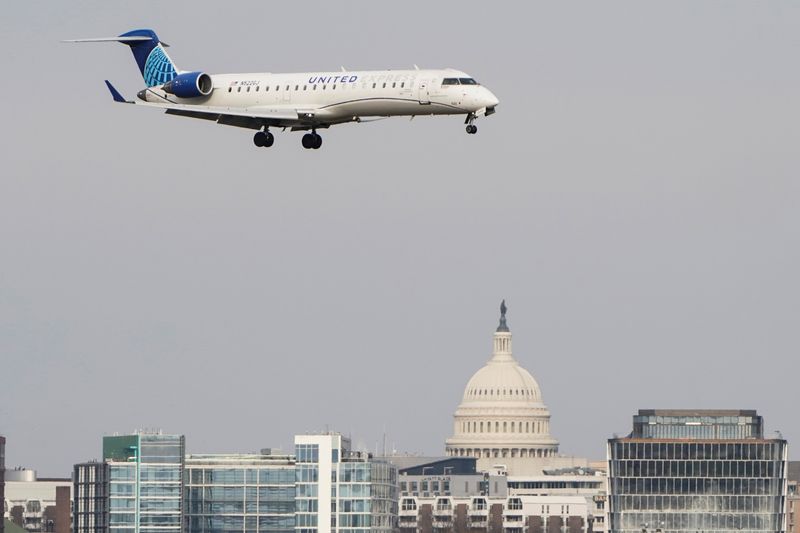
[445,304,559,466]
[462,359,544,405]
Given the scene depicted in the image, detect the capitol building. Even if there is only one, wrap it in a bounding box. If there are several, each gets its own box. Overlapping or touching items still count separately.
[445,302,588,475]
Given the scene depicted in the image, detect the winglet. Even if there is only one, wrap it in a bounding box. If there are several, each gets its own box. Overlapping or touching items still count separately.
[104,80,128,103]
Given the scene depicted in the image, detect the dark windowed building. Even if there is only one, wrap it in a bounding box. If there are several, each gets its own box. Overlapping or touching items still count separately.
[608,410,788,533]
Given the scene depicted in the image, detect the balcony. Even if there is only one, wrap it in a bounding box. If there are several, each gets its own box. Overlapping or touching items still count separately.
[503,514,525,530]
[468,514,489,529]
[398,515,417,530]
[432,515,454,529]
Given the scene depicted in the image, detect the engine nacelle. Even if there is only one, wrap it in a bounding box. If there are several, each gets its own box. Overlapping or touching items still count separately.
[163,71,213,98]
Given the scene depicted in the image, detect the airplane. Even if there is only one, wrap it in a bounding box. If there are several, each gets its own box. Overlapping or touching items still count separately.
[65,29,500,150]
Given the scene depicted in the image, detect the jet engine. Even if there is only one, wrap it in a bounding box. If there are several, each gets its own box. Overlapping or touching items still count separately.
[162,71,213,98]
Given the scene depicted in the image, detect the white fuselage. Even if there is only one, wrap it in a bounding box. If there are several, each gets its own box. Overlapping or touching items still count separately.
[142,68,499,125]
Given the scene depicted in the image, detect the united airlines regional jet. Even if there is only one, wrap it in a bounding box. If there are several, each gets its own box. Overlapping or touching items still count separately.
[66,29,500,149]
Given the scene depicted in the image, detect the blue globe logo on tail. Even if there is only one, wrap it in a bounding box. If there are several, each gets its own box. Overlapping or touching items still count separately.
[116,29,178,87]
[143,46,177,87]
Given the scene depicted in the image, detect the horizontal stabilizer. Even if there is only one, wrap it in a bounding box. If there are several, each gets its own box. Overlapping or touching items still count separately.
[62,36,153,43]
[104,80,128,103]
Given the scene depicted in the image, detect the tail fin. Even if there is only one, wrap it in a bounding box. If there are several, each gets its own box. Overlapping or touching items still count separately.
[64,29,179,87]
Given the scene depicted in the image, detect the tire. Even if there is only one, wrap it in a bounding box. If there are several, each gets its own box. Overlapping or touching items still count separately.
[254,131,266,147]
[312,134,322,149]
[302,134,314,149]
[264,132,275,147]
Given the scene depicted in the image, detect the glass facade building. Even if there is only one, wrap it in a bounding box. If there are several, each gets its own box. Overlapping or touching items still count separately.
[73,433,185,533]
[294,434,397,533]
[75,432,397,533]
[184,452,295,533]
[608,410,788,533]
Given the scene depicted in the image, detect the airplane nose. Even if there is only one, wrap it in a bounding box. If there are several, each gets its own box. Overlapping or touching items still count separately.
[484,89,499,113]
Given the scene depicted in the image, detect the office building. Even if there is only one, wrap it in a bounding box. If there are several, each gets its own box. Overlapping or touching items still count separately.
[3,468,71,533]
[394,457,594,533]
[74,432,184,533]
[786,462,799,533]
[184,450,295,533]
[294,434,397,533]
[607,409,788,533]
[1,436,4,533]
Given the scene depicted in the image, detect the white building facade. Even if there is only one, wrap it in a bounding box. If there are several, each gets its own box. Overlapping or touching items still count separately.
[293,434,397,533]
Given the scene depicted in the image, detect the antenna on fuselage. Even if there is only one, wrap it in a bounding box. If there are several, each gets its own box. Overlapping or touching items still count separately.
[413,64,420,70]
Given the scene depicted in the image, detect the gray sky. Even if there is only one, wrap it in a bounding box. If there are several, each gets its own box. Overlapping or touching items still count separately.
[1,1,799,476]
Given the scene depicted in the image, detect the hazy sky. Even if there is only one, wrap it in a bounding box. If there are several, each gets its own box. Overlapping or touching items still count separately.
[1,1,799,476]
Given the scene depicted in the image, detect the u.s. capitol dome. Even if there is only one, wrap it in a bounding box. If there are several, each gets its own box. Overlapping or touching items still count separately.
[445,302,560,473]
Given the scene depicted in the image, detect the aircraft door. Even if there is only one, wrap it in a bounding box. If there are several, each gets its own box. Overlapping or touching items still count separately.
[282,82,291,103]
[418,79,431,104]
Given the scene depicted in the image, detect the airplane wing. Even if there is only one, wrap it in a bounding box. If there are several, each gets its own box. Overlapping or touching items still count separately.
[106,82,341,130]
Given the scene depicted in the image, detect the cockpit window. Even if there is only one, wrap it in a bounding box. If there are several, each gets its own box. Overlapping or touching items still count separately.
[459,78,478,85]
[441,78,460,85]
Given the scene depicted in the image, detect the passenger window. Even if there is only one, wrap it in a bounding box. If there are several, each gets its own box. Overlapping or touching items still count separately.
[401,82,405,88]
[313,85,317,90]
[237,87,241,92]
[228,87,232,93]
[323,85,327,90]
[285,85,289,90]
[295,85,299,90]
[247,86,250,92]
[372,83,376,89]
[266,86,269,91]
[275,86,279,91]
[256,86,259,92]
[382,82,386,88]
[392,82,396,88]
[304,85,307,90]
[333,84,336,90]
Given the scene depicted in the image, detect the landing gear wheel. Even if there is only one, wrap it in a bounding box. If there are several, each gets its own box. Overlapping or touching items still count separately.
[263,132,275,147]
[466,125,477,134]
[254,131,266,147]
[312,134,322,149]
[302,133,315,149]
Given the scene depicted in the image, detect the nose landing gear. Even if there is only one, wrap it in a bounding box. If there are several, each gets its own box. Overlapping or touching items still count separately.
[465,113,478,134]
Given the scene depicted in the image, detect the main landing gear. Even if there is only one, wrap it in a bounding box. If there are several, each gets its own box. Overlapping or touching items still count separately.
[253,129,274,148]
[301,131,322,150]
[465,113,478,135]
